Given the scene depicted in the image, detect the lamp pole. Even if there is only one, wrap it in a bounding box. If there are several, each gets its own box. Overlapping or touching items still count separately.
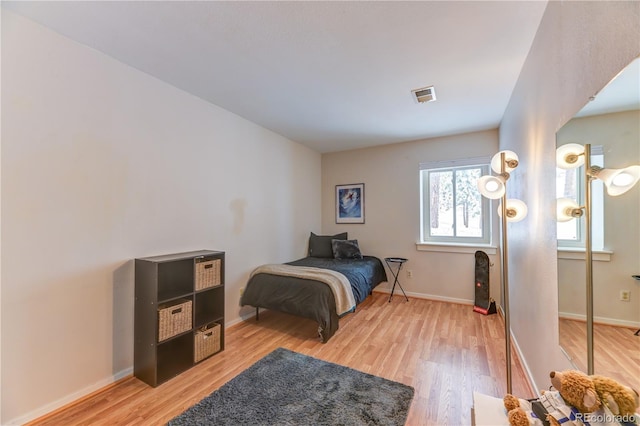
[584,144,594,375]
[478,150,526,394]
[500,151,513,393]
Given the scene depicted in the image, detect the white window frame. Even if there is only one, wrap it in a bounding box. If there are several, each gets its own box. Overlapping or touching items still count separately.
[419,157,491,245]
[556,146,604,251]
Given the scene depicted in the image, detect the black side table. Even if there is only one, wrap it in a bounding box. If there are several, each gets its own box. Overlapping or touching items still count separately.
[384,257,409,303]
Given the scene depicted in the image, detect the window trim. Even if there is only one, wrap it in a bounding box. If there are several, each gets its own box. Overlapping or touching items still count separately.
[419,156,492,245]
[416,242,497,255]
[556,146,604,250]
[557,247,612,261]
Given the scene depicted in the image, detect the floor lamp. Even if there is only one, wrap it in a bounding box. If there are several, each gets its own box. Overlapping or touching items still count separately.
[477,151,528,394]
[556,143,640,374]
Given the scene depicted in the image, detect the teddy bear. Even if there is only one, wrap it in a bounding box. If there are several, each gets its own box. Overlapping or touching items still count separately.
[549,369,601,414]
[591,374,639,418]
[503,369,601,426]
[503,370,639,426]
[503,394,546,426]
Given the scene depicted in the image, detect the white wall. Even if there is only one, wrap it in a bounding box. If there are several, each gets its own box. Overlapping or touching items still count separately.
[499,1,640,392]
[557,111,640,326]
[4,3,640,421]
[321,130,500,304]
[1,11,321,424]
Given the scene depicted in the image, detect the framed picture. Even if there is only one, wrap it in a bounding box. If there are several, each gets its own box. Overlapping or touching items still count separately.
[336,183,365,224]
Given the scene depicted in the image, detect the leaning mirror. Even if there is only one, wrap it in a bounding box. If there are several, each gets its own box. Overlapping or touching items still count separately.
[556,57,640,391]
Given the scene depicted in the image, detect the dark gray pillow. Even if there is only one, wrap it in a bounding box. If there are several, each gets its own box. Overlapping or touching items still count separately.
[331,239,363,260]
[308,232,347,258]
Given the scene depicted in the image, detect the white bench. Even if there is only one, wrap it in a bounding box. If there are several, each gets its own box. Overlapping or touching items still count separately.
[472,391,510,426]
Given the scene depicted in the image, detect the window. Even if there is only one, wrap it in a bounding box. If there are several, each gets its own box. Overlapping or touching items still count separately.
[420,158,491,244]
[556,147,604,249]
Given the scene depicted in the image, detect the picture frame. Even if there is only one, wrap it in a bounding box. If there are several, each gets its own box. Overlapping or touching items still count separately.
[335,183,365,224]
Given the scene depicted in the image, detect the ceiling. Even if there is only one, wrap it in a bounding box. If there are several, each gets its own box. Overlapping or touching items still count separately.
[3,1,551,153]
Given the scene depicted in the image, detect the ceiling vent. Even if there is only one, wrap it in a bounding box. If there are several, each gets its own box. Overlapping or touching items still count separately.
[412,85,437,104]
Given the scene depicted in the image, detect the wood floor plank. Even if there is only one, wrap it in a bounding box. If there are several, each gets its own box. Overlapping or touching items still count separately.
[559,318,640,392]
[28,294,537,426]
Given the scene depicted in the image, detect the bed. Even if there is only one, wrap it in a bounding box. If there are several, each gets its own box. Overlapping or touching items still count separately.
[240,233,387,342]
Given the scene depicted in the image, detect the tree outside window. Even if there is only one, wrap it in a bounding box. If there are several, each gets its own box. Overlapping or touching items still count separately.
[421,163,490,244]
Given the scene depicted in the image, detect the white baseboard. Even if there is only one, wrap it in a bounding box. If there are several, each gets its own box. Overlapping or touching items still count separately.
[510,329,538,396]
[559,311,640,328]
[494,305,538,396]
[226,314,250,327]
[7,367,133,425]
[372,287,474,306]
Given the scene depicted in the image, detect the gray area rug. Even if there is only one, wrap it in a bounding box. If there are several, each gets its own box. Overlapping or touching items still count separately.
[168,347,414,425]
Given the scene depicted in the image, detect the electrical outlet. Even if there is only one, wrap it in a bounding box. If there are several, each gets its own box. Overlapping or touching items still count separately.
[406,270,413,278]
[620,290,630,302]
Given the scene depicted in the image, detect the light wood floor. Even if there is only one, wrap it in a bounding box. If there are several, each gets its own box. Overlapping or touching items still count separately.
[29,293,534,426]
[559,318,640,392]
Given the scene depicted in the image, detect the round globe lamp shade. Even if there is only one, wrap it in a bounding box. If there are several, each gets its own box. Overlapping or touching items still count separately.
[491,150,519,173]
[556,143,585,170]
[477,175,506,199]
[498,199,528,222]
[556,197,581,222]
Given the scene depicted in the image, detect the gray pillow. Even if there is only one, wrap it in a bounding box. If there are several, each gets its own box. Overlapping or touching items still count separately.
[308,232,347,258]
[331,239,363,260]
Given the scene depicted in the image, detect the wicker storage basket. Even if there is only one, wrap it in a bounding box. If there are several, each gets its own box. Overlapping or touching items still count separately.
[195,258,221,291]
[194,323,221,362]
[158,299,192,342]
